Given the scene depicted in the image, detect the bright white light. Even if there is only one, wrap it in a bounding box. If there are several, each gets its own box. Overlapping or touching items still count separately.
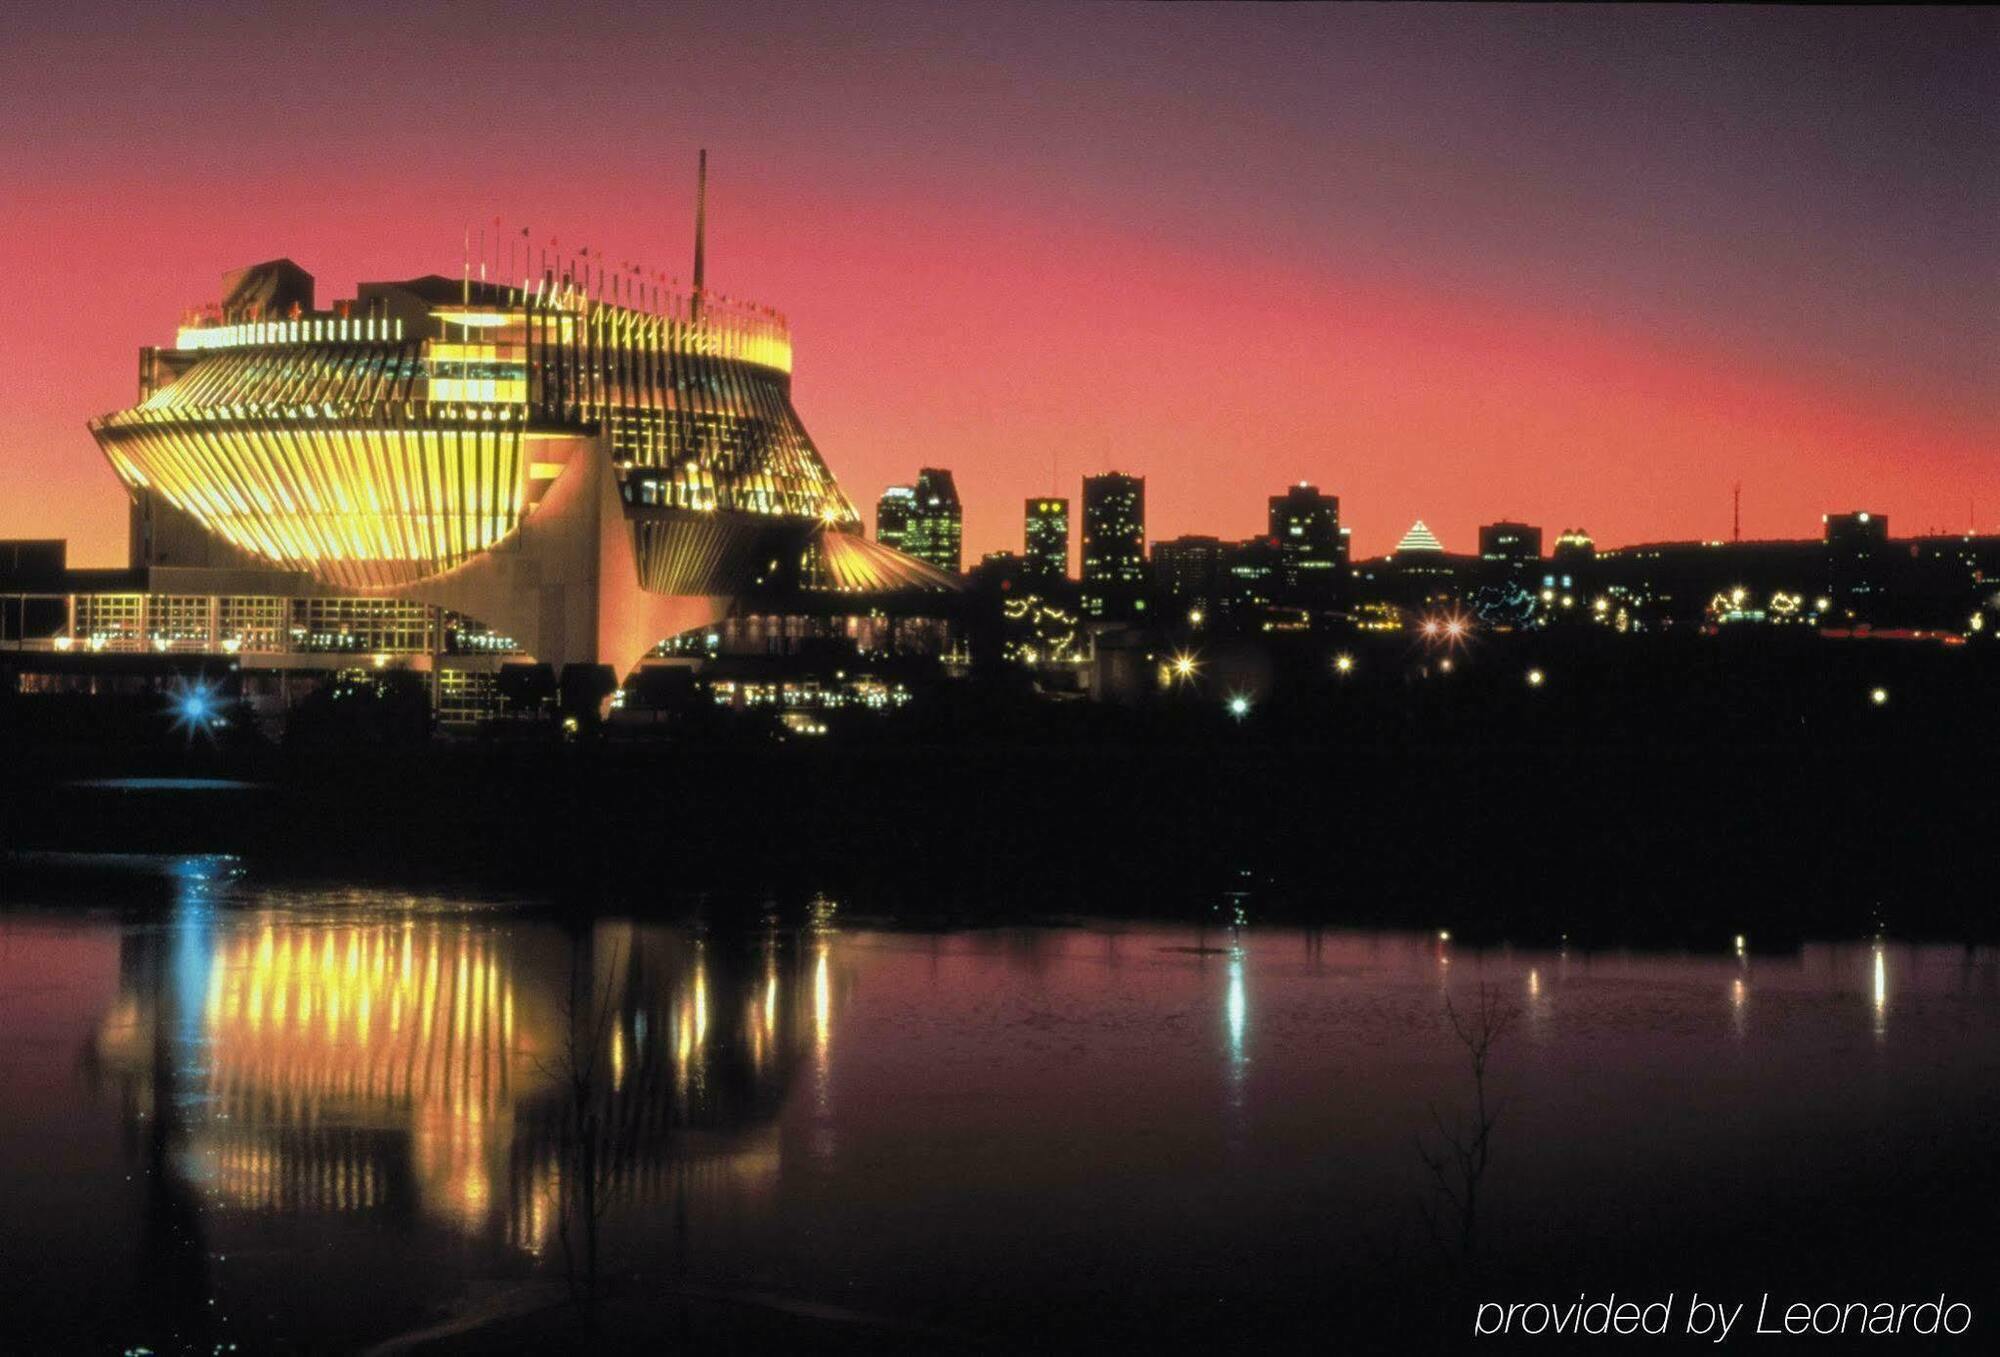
[1227,693,1252,720]
[1526,667,1546,687]
[1333,653,1354,675]
[1869,686,1889,706]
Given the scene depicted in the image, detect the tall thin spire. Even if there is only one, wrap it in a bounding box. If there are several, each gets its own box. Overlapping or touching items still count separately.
[692,148,708,319]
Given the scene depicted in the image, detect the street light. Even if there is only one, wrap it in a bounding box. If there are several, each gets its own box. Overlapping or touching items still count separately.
[1526,667,1546,688]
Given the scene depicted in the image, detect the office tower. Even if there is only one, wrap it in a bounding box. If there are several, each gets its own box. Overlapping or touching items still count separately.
[1268,482,1343,605]
[904,468,963,574]
[877,485,916,552]
[1081,473,1146,619]
[1024,497,1070,584]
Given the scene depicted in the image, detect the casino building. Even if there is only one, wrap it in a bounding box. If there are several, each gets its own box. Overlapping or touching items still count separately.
[4,167,958,717]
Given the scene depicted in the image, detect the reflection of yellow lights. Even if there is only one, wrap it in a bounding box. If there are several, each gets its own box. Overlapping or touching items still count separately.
[611,1023,626,1092]
[694,965,709,1047]
[813,945,831,1055]
[1528,968,1540,998]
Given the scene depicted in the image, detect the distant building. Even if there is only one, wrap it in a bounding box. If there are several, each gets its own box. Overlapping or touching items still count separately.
[1081,473,1146,619]
[1395,520,1446,555]
[1024,497,1070,584]
[1824,510,1887,620]
[1268,483,1344,606]
[1151,535,1226,621]
[1551,528,1596,565]
[1222,538,1281,618]
[904,468,964,574]
[876,486,916,553]
[1479,521,1542,566]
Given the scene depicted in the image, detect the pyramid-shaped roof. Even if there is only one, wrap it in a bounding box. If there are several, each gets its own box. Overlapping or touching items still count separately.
[1395,519,1445,553]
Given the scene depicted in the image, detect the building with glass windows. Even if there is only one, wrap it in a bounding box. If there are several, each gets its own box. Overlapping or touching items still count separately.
[70,241,956,691]
[1268,483,1345,607]
[876,485,916,553]
[901,468,964,574]
[1081,473,1146,619]
[1024,497,1069,584]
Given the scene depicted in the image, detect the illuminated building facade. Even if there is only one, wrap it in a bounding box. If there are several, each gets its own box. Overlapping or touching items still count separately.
[902,468,964,574]
[875,485,916,553]
[1024,497,1070,584]
[85,197,955,685]
[1081,473,1146,620]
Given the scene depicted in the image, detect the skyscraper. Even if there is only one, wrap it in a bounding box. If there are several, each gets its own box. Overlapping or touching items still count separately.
[876,485,916,553]
[1268,483,1343,606]
[1824,510,1887,620]
[1151,535,1225,619]
[1024,497,1070,584]
[904,468,963,574]
[1081,473,1146,619]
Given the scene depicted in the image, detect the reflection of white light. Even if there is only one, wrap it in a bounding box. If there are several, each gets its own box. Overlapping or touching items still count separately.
[1872,945,1887,1014]
[1226,950,1247,1063]
[1528,968,1540,998]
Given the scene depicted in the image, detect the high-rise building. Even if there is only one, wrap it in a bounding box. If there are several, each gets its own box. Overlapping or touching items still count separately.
[1024,497,1070,583]
[876,486,916,552]
[1825,510,1887,619]
[904,468,963,574]
[1081,473,1146,619]
[1151,535,1225,620]
[1268,483,1344,606]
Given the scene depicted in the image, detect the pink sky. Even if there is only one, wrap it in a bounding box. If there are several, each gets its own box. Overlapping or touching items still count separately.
[1,3,1992,566]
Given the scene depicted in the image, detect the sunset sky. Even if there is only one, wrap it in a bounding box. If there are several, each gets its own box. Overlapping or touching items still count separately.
[1,2,1992,565]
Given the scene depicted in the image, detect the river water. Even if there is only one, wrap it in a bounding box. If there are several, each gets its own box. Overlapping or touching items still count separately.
[1,855,1994,1352]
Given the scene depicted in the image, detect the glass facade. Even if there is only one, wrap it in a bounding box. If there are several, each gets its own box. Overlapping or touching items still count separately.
[92,268,863,590]
[903,469,963,575]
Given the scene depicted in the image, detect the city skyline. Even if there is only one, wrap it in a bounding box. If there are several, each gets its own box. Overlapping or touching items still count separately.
[1,3,1993,569]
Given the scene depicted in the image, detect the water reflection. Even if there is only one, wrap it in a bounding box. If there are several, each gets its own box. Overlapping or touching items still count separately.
[90,888,829,1262]
[18,863,1998,1353]
[1871,939,1888,1041]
